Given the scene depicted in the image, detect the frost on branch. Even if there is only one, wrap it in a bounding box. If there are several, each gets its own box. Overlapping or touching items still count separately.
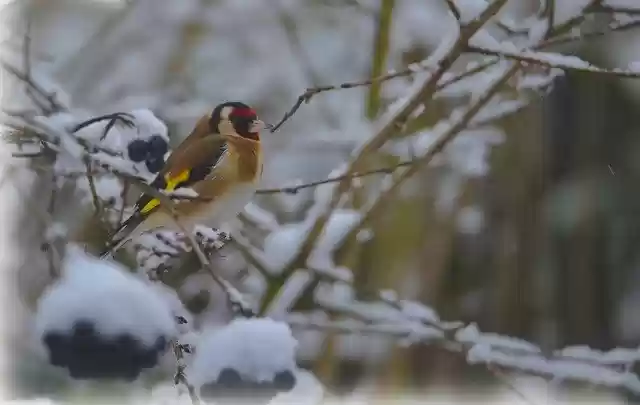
[34,245,178,380]
[7,0,640,402]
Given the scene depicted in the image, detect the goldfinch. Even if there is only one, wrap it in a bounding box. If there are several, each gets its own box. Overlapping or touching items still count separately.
[100,101,264,258]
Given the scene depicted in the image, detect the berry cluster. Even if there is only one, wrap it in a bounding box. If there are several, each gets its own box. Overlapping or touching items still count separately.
[199,367,296,403]
[127,134,169,173]
[42,320,169,381]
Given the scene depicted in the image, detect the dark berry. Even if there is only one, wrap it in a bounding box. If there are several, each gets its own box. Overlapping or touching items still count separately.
[137,348,159,368]
[254,381,278,397]
[152,336,167,352]
[42,325,166,381]
[273,370,296,391]
[148,135,168,159]
[43,332,70,366]
[72,320,96,337]
[127,139,150,162]
[217,368,243,388]
[145,157,164,173]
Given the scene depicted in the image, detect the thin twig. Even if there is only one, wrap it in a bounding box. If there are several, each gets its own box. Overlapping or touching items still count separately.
[259,0,511,316]
[172,340,200,405]
[1,60,61,114]
[542,0,555,39]
[269,66,437,132]
[444,0,461,21]
[541,19,640,48]
[257,160,407,195]
[117,180,130,226]
[594,4,640,15]
[12,150,44,158]
[46,174,59,278]
[267,0,636,136]
[84,158,103,217]
[467,45,640,77]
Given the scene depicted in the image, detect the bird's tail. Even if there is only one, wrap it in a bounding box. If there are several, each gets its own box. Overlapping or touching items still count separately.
[99,213,145,259]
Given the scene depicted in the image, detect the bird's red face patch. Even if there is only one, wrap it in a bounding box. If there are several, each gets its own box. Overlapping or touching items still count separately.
[231,107,256,119]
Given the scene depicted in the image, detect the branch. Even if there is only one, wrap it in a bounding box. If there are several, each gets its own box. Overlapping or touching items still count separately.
[444,0,461,21]
[1,59,64,114]
[594,4,640,15]
[467,45,640,77]
[541,0,555,39]
[118,173,256,317]
[541,18,640,48]
[256,159,411,195]
[172,340,200,405]
[259,0,511,316]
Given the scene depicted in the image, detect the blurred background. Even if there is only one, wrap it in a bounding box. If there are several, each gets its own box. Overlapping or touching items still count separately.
[4,0,640,403]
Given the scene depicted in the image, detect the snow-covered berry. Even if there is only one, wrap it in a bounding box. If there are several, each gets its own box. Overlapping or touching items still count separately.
[35,245,177,381]
[127,139,149,163]
[145,156,165,174]
[189,318,299,402]
[148,134,169,159]
[273,370,296,391]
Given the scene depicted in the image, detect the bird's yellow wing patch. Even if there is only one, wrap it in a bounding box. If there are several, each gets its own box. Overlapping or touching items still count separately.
[140,169,191,214]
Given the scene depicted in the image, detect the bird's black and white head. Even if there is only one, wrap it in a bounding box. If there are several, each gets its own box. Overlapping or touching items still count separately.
[209,101,264,141]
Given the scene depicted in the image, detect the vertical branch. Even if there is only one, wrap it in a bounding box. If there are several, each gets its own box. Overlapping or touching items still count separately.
[117,180,130,227]
[46,172,59,278]
[543,0,555,39]
[259,0,510,315]
[366,0,396,118]
[84,159,103,218]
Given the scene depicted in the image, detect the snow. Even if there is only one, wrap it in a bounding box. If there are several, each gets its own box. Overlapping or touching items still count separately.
[456,205,485,234]
[243,201,280,232]
[466,344,640,393]
[271,369,324,405]
[454,0,489,24]
[9,0,640,401]
[397,300,440,324]
[265,270,314,317]
[44,222,68,241]
[129,109,170,142]
[605,0,640,9]
[34,245,177,347]
[188,317,298,385]
[78,174,122,209]
[528,17,549,45]
[555,345,640,366]
[262,208,361,271]
[166,187,198,199]
[456,323,542,354]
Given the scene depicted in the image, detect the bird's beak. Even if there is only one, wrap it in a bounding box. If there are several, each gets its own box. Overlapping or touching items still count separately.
[250,119,265,133]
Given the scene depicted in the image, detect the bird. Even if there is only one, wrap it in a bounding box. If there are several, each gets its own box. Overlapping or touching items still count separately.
[100,101,265,258]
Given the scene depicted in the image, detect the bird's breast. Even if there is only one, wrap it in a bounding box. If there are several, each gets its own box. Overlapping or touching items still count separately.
[191,182,257,229]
